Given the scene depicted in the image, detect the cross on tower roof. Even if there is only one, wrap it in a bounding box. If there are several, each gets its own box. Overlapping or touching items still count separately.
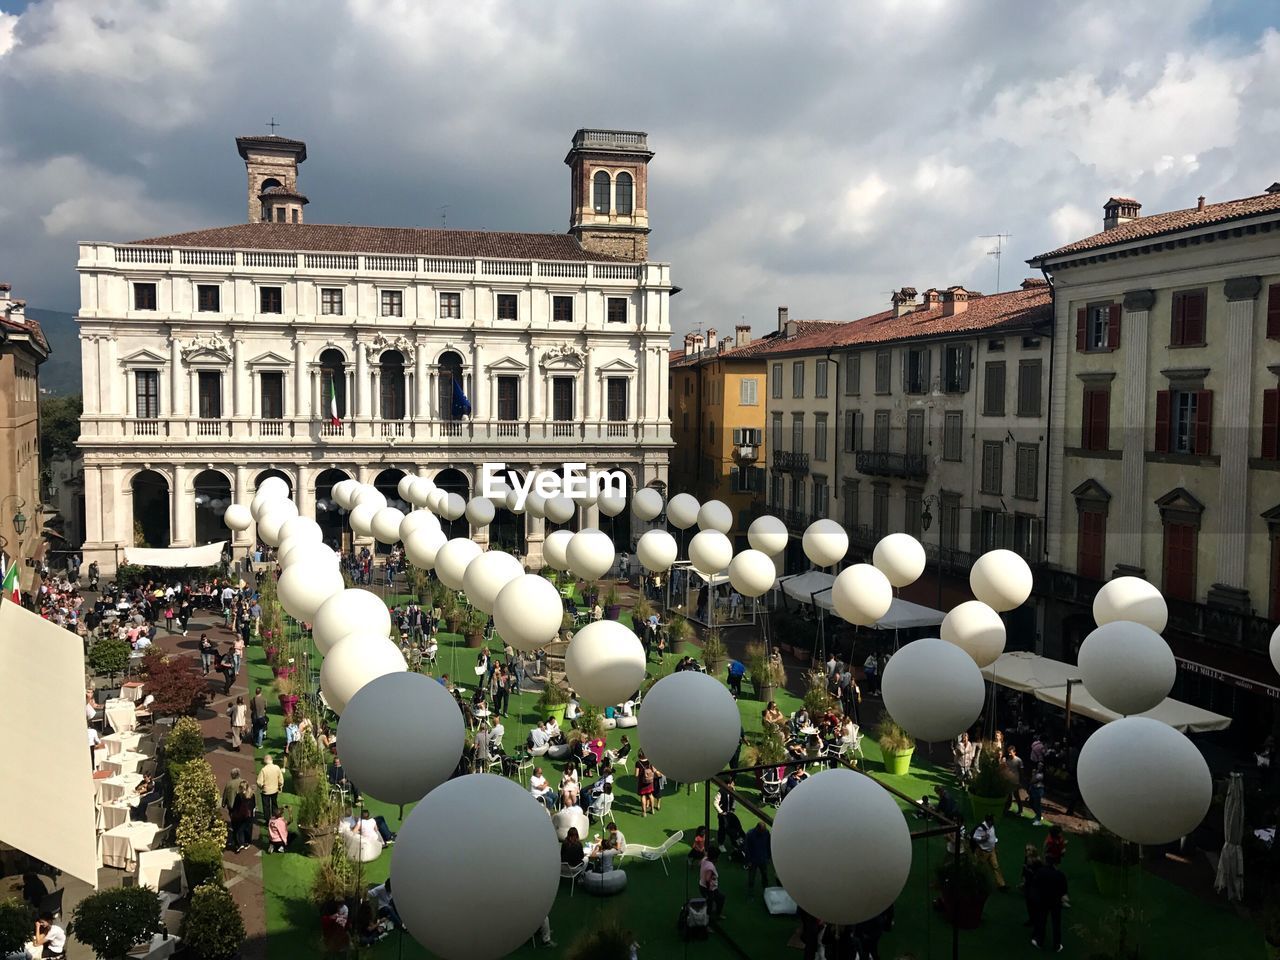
[266,117,279,135]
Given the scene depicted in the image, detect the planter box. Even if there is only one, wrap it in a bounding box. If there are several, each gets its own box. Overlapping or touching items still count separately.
[881,748,914,776]
[291,768,321,799]
[301,825,335,859]
[967,793,1008,825]
[465,631,486,649]
[605,605,622,620]
[278,694,299,719]
[540,703,567,727]
[754,682,776,705]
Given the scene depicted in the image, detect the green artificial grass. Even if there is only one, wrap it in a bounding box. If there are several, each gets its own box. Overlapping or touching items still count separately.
[252,599,1264,959]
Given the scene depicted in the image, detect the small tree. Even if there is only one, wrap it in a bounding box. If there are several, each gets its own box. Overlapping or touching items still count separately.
[69,886,164,960]
[87,637,132,686]
[181,883,245,960]
[182,837,225,890]
[171,759,226,852]
[143,648,209,718]
[163,715,206,772]
[0,899,34,956]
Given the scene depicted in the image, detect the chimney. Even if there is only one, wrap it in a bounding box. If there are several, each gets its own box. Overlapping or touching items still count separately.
[691,333,704,354]
[1021,277,1048,290]
[941,286,970,317]
[735,324,751,348]
[777,306,789,333]
[921,288,943,310]
[1102,197,1141,231]
[683,332,696,354]
[1196,195,1205,211]
[890,287,918,318]
[706,327,718,352]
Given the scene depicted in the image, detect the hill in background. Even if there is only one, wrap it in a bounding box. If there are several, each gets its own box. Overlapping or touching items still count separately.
[27,308,79,396]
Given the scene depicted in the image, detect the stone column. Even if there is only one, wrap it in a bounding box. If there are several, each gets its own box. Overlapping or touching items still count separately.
[83,463,104,543]
[234,465,253,547]
[81,337,99,415]
[355,346,367,419]
[296,466,315,521]
[1114,289,1153,575]
[294,339,307,417]
[583,349,594,423]
[172,466,193,547]
[124,367,135,418]
[232,338,245,418]
[414,347,428,419]
[169,334,183,417]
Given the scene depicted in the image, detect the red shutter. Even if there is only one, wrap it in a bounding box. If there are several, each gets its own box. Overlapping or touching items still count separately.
[1076,307,1087,352]
[1081,391,1094,449]
[1264,389,1280,460]
[1107,303,1122,350]
[1078,510,1105,580]
[1154,390,1171,453]
[1187,292,1206,344]
[1096,390,1110,450]
[1268,284,1280,340]
[1194,390,1213,456]
[1171,295,1185,346]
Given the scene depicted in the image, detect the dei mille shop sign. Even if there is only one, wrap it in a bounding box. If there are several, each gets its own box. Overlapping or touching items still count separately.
[1176,659,1280,701]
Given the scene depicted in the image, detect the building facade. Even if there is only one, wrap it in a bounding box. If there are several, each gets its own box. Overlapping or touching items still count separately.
[0,283,50,590]
[76,131,673,572]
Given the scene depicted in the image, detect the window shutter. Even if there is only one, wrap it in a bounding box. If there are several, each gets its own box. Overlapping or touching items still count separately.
[1154,390,1171,453]
[1107,303,1122,349]
[1262,389,1279,460]
[924,349,933,393]
[1095,391,1110,450]
[960,345,972,392]
[1188,292,1206,344]
[1076,308,1087,352]
[970,509,981,555]
[1268,284,1280,340]
[901,351,908,393]
[1194,390,1213,455]
[1171,296,1185,346]
[730,466,739,491]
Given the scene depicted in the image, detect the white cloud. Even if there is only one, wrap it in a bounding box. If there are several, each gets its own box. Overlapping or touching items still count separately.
[0,13,17,56]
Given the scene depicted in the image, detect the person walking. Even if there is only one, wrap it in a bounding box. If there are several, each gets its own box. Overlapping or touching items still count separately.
[699,847,725,921]
[227,695,249,750]
[163,604,175,634]
[257,753,284,822]
[1019,844,1044,928]
[972,815,1007,890]
[953,732,977,785]
[1006,745,1026,816]
[635,751,657,816]
[1028,763,1047,825]
[1028,860,1068,952]
[743,821,772,892]
[199,634,216,675]
[251,687,269,748]
[219,646,237,695]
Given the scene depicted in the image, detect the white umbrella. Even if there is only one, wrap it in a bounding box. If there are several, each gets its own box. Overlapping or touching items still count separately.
[1214,771,1244,902]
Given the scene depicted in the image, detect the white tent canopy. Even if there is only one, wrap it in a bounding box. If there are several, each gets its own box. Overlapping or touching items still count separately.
[774,571,944,630]
[1033,683,1232,734]
[123,541,226,568]
[982,651,1082,693]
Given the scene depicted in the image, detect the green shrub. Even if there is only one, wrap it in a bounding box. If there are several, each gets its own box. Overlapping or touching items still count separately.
[297,782,338,832]
[171,759,226,852]
[970,744,1017,798]
[802,670,834,716]
[181,883,245,960]
[309,843,358,906]
[536,682,570,710]
[87,636,131,683]
[875,718,914,754]
[182,837,226,889]
[565,918,637,960]
[577,703,606,739]
[163,715,206,771]
[0,899,34,955]
[701,629,727,666]
[69,887,164,959]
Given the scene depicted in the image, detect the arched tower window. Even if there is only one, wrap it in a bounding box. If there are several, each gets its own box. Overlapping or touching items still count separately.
[616,172,633,215]
[438,351,464,421]
[592,171,611,214]
[380,350,406,420]
[319,349,347,419]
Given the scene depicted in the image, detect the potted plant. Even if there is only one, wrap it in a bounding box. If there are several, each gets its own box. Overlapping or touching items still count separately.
[536,681,571,728]
[87,636,132,688]
[1084,828,1139,899]
[1073,904,1143,960]
[171,759,227,853]
[444,595,465,635]
[310,843,358,907]
[565,919,637,960]
[297,782,339,859]
[967,744,1017,823]
[0,899,34,957]
[631,595,654,625]
[666,616,692,656]
[603,586,622,621]
[163,715,206,774]
[463,608,488,648]
[803,670,834,717]
[142,648,209,718]
[745,643,782,704]
[876,718,915,776]
[935,850,995,929]
[747,722,789,786]
[701,629,727,674]
[68,886,165,959]
[180,883,245,960]
[288,736,326,799]
[275,674,300,719]
[577,703,606,739]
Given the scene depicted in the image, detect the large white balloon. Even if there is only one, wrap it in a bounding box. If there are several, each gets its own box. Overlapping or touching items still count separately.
[339,672,464,804]
[435,538,483,590]
[697,500,733,533]
[970,549,1033,612]
[1272,624,1280,680]
[747,515,788,557]
[353,486,388,512]
[223,503,252,532]
[1078,621,1176,716]
[564,621,647,706]
[542,529,574,571]
[391,775,559,960]
[831,564,893,626]
[543,495,576,525]
[494,575,564,652]
[250,488,287,522]
[400,509,442,542]
[278,560,344,622]
[631,487,664,522]
[348,502,379,539]
[396,474,417,501]
[462,551,524,614]
[1077,717,1212,845]
[772,769,912,923]
[566,528,614,581]
[427,489,449,515]
[277,515,322,548]
[688,530,733,576]
[880,638,985,742]
[727,549,777,598]
[940,600,1006,668]
[313,589,392,655]
[404,527,448,570]
[279,540,335,572]
[666,493,700,530]
[371,507,407,545]
[441,492,466,521]
[524,492,547,520]
[1093,577,1169,634]
[802,518,848,568]
[598,493,627,518]
[331,479,360,510]
[504,489,526,515]
[256,475,289,501]
[465,497,496,528]
[486,481,512,508]
[320,634,407,715]
[408,476,436,507]
[638,672,739,782]
[257,501,299,547]
[636,529,678,572]
[872,533,926,588]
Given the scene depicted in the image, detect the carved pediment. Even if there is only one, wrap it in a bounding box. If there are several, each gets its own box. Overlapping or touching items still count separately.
[121,347,168,365]
[540,344,583,370]
[364,333,415,362]
[596,357,637,375]
[182,334,230,363]
[1071,478,1111,503]
[247,350,293,367]
[487,355,528,373]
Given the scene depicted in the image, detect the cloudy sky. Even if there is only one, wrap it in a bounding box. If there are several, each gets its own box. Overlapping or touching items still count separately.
[1,0,1278,340]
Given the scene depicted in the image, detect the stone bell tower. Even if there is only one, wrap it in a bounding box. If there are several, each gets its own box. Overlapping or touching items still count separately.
[565,129,653,261]
[236,134,308,224]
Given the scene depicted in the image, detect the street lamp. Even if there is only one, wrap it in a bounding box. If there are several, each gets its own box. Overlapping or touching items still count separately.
[0,496,28,536]
[920,495,942,611]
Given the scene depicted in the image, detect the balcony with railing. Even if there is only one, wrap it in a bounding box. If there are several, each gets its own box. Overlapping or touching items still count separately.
[195,420,223,437]
[780,508,820,534]
[772,450,810,474]
[855,450,928,479]
[257,419,286,437]
[131,419,164,437]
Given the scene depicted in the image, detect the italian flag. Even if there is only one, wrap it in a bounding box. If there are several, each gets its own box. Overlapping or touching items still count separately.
[329,381,341,426]
[1,562,18,605]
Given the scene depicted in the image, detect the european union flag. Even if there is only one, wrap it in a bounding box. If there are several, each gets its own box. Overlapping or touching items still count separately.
[451,379,472,418]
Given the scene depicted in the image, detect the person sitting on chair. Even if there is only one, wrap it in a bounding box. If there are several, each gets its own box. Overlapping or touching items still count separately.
[329,757,360,803]
[33,913,66,957]
[589,836,620,873]
[529,721,551,752]
[530,768,557,812]
[131,775,161,822]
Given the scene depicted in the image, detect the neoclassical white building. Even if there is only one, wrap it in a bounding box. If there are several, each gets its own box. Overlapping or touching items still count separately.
[76,130,673,572]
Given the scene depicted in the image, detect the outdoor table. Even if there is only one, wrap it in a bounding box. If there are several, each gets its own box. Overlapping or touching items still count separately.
[121,681,145,703]
[127,934,180,960]
[101,821,163,869]
[100,798,136,830]
[799,726,819,737]
[97,772,143,804]
[102,731,143,756]
[105,750,150,777]
[105,698,137,733]
[473,706,491,720]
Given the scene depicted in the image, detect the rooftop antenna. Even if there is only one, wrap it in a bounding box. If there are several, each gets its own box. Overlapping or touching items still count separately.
[439,205,449,229]
[266,117,280,135]
[980,233,1011,292]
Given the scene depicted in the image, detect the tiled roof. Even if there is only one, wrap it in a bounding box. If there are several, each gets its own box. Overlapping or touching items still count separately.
[128,223,631,262]
[670,323,839,367]
[259,185,309,201]
[0,311,48,354]
[1032,190,1280,261]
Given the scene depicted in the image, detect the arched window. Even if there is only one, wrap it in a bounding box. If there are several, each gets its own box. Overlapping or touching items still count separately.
[593,171,611,214]
[379,350,405,420]
[319,349,346,419]
[193,469,232,546]
[616,172,633,215]
[438,351,464,421]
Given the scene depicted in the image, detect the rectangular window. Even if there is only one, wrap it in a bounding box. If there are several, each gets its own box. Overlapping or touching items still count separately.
[606,377,628,421]
[1078,509,1106,580]
[771,363,783,399]
[873,410,889,452]
[906,410,924,459]
[496,376,519,420]
[1268,283,1280,340]
[940,495,960,553]
[1017,360,1043,417]
[135,370,159,419]
[978,508,1005,552]
[260,286,282,314]
[943,411,963,461]
[740,378,758,406]
[844,410,862,453]
[904,488,922,540]
[792,361,805,398]
[439,292,461,319]
[815,359,829,398]
[260,371,284,420]
[606,297,628,323]
[813,477,830,519]
[1082,388,1111,451]
[872,485,888,540]
[874,349,892,394]
[197,371,222,419]
[380,290,403,317]
[842,479,860,530]
[1157,388,1213,455]
[1015,443,1039,499]
[1077,302,1121,352]
[943,343,970,393]
[1263,388,1280,460]
[844,353,860,395]
[792,414,804,453]
[981,440,1003,494]
[1163,521,1198,601]
[733,465,763,493]
[496,294,518,321]
[814,415,828,461]
[904,347,930,395]
[983,361,1006,416]
[133,283,157,311]
[552,296,574,322]
[771,413,782,451]
[770,472,784,510]
[320,288,344,315]
[197,284,220,312]
[553,377,574,421]
[791,478,806,518]
[1171,289,1208,346]
[1022,336,1042,350]
[733,428,763,445]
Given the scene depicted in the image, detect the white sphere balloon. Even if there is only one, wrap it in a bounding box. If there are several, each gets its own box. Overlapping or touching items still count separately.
[688,530,733,576]
[427,489,448,515]
[970,549,1033,612]
[631,487,664,522]
[544,495,576,525]
[1078,621,1176,716]
[1077,717,1211,845]
[564,620,647,706]
[636,529,678,572]
[277,515,322,548]
[566,528,614,581]
[494,575,564,652]
[666,493,700,530]
[353,486,388,512]
[313,588,392,655]
[371,507,406,545]
[486,482,512,508]
[831,563,893,626]
[773,769,911,923]
[1093,577,1169,634]
[331,479,360,510]
[575,486,599,508]
[339,672,465,805]
[465,497,496,528]
[257,501,299,547]
[873,533,927,588]
[504,489,526,515]
[1272,624,1280,680]
[396,474,417,501]
[404,528,448,570]
[524,492,547,520]
[747,515,788,557]
[802,518,848,568]
[249,488,286,522]
[441,492,466,522]
[697,499,734,533]
[880,638,985,742]
[391,775,559,960]
[598,493,626,517]
[435,538,483,590]
[255,475,289,500]
[320,634,407,715]
[940,600,1006,668]
[462,551,525,615]
[400,509,442,541]
[279,540,335,572]
[278,560,344,622]
[542,529,574,571]
[727,549,776,598]
[348,502,379,539]
[639,672,740,782]
[223,503,252,532]
[408,476,436,507]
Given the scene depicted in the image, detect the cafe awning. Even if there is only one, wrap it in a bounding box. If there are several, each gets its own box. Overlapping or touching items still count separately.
[123,541,226,569]
[774,571,944,630]
[1033,683,1232,734]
